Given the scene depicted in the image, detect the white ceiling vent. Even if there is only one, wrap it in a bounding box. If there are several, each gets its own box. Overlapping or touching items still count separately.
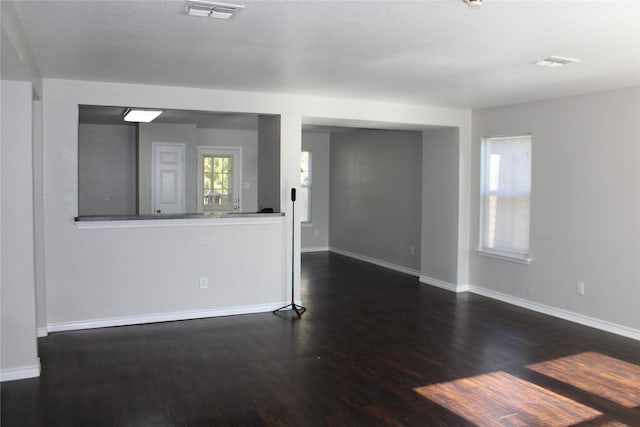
[463,0,483,10]
[535,55,580,68]
[186,1,244,19]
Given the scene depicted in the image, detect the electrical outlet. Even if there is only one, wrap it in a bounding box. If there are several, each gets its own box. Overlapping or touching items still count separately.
[314,229,319,237]
[576,281,585,295]
[410,246,416,255]
[200,277,208,289]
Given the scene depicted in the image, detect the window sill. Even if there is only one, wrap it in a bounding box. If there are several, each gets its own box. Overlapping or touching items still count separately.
[477,249,531,265]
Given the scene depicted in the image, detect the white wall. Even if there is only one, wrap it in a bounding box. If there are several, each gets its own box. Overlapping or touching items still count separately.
[39,78,470,330]
[1,80,39,380]
[329,129,423,272]
[421,127,460,285]
[41,82,292,328]
[470,86,640,331]
[301,132,330,251]
[197,128,258,213]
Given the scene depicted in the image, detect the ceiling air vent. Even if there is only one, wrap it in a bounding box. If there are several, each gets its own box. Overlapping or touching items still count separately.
[186,1,244,19]
[535,56,580,68]
[463,0,483,9]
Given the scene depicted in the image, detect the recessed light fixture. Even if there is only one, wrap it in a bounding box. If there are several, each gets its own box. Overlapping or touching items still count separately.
[535,55,580,68]
[463,0,483,9]
[186,1,244,19]
[123,109,163,123]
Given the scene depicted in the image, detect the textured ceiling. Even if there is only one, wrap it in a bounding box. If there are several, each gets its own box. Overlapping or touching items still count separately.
[10,0,640,109]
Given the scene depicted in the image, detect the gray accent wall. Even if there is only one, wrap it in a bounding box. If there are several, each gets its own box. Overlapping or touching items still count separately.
[470,86,640,330]
[79,124,258,216]
[258,115,281,212]
[421,128,460,284]
[329,129,422,271]
[78,124,137,216]
[301,132,330,250]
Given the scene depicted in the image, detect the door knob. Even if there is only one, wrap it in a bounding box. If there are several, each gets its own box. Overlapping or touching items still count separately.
[156,209,161,214]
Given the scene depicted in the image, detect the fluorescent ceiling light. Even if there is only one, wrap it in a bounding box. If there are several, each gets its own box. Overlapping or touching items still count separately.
[123,109,163,123]
[186,1,244,19]
[535,55,580,68]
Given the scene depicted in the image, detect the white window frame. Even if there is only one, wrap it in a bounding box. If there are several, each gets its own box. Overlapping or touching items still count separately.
[300,151,312,224]
[478,134,532,264]
[196,146,242,214]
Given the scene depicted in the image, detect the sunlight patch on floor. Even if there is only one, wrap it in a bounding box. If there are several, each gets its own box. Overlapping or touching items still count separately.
[414,371,602,426]
[527,352,640,408]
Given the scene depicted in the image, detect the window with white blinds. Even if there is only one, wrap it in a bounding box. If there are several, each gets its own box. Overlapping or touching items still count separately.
[479,135,532,263]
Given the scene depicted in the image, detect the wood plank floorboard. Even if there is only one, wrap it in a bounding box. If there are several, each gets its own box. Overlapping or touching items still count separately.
[2,252,639,426]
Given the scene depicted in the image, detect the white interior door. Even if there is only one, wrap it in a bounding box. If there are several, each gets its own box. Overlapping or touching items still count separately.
[197,147,241,213]
[153,143,185,215]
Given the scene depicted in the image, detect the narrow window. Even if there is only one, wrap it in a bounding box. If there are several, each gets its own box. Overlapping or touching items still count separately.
[480,135,532,263]
[203,154,232,209]
[197,147,241,213]
[300,151,312,223]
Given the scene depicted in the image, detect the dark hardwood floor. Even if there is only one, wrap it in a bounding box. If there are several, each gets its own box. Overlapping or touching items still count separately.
[2,252,639,426]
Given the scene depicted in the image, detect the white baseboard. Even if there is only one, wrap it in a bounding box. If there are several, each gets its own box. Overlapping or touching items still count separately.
[301,246,330,253]
[419,275,469,293]
[37,327,48,338]
[47,301,289,333]
[330,247,419,277]
[467,286,640,341]
[418,279,639,341]
[1,358,41,382]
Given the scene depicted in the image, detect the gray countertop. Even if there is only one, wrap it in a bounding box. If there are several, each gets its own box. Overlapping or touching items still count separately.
[75,212,285,221]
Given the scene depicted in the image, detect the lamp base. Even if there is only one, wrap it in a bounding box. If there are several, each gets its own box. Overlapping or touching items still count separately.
[273,301,307,319]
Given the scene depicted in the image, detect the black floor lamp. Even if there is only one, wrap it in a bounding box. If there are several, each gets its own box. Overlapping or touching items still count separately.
[273,188,307,319]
